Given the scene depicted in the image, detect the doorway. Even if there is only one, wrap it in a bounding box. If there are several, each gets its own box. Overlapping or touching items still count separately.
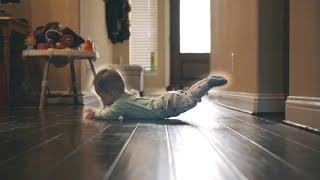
[169,0,211,89]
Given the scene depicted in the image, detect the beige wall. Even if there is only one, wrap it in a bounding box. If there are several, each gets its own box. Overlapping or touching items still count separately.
[289,0,320,97]
[1,0,31,19]
[211,0,288,94]
[144,0,166,89]
[286,0,320,128]
[210,0,289,113]
[211,0,258,94]
[80,0,113,91]
[113,41,129,64]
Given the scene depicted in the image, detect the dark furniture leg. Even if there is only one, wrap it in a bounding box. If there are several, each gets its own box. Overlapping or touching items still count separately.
[70,60,78,105]
[88,59,96,76]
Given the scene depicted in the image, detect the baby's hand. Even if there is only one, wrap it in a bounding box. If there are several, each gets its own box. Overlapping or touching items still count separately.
[84,108,96,120]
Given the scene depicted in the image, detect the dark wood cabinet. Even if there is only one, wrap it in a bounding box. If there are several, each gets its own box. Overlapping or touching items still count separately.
[0,17,31,107]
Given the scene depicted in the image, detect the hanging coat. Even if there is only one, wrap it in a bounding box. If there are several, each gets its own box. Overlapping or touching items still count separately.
[105,0,131,44]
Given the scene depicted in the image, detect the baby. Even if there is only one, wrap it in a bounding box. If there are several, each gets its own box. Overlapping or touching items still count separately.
[84,68,227,120]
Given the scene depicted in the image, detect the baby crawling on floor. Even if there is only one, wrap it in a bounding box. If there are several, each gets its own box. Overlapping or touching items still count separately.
[84,68,227,120]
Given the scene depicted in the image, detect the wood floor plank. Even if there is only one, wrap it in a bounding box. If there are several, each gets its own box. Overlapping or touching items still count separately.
[0,106,76,123]
[167,122,242,180]
[204,102,320,179]
[0,109,70,131]
[0,119,110,180]
[179,100,317,180]
[107,121,170,180]
[213,115,320,179]
[45,121,139,180]
[0,107,33,117]
[242,116,320,152]
[0,109,47,122]
[219,109,320,153]
[0,122,75,164]
[0,110,38,121]
[0,106,69,120]
[195,120,309,180]
[209,100,320,151]
[1,99,320,180]
[0,109,79,144]
[0,109,83,163]
[0,108,71,134]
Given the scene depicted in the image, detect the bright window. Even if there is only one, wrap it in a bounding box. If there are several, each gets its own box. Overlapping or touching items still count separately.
[130,0,158,71]
[180,0,211,53]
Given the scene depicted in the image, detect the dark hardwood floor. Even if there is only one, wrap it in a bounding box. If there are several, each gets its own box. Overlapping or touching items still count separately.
[0,98,319,180]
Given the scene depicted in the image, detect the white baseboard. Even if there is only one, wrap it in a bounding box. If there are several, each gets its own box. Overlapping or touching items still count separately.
[208,90,286,114]
[286,96,320,129]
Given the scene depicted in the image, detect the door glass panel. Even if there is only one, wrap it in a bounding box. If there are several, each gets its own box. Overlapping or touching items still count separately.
[180,0,211,53]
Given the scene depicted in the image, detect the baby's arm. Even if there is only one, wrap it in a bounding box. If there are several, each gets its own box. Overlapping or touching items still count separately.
[94,106,124,120]
[84,105,123,120]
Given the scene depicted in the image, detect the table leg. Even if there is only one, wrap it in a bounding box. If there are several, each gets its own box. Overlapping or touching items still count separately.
[70,60,78,105]
[39,60,50,110]
[88,59,96,76]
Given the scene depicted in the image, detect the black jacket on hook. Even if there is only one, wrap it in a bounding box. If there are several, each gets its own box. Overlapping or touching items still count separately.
[105,0,131,44]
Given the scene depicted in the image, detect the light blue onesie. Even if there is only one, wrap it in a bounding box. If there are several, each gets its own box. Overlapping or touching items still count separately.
[94,76,224,120]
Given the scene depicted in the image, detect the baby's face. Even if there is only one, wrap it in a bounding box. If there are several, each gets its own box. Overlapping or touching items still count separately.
[97,92,114,106]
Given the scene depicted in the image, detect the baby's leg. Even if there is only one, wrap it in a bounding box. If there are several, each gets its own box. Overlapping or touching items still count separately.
[166,91,198,116]
[153,76,226,117]
[152,91,197,117]
[161,76,227,111]
[187,75,227,102]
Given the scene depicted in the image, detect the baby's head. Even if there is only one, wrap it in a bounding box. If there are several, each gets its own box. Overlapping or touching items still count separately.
[93,69,125,106]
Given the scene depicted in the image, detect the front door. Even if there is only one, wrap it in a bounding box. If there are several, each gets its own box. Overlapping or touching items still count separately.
[170,0,211,89]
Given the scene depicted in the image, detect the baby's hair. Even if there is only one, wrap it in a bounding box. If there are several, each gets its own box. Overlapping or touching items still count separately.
[93,68,125,94]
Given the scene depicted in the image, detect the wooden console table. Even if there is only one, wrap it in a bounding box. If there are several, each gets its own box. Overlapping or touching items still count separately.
[0,17,30,106]
[22,49,97,109]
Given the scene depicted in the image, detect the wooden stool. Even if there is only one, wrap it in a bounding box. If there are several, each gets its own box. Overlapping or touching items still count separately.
[22,49,97,110]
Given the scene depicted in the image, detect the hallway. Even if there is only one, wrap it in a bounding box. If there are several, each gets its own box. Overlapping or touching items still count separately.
[0,99,319,180]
